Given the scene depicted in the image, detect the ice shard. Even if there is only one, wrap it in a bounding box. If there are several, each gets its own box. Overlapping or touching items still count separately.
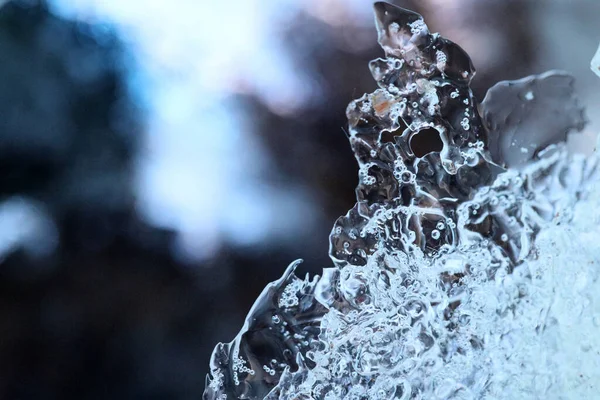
[204,260,326,399]
[480,71,585,168]
[204,3,600,399]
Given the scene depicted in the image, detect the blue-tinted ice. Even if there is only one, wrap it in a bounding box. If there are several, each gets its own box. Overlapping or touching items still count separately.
[204,3,600,399]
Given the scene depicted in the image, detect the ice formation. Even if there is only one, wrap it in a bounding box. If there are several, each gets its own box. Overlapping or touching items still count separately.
[204,3,600,399]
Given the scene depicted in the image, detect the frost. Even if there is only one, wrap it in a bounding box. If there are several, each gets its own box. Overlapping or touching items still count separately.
[204,3,600,400]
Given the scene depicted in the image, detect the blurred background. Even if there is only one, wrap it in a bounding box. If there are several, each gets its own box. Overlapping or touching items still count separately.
[0,0,598,398]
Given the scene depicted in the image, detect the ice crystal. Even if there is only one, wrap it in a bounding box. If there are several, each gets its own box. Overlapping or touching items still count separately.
[204,3,600,399]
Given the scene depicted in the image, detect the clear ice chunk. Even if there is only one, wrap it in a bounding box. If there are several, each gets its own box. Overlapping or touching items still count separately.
[203,260,326,400]
[480,71,586,168]
[204,3,600,399]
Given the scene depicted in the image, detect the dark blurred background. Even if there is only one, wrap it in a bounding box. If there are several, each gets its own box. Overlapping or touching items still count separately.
[0,0,598,398]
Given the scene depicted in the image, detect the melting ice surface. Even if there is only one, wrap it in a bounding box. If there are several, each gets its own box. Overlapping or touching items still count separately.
[204,3,600,399]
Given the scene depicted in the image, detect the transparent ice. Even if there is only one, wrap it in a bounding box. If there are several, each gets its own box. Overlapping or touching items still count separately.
[204,3,600,399]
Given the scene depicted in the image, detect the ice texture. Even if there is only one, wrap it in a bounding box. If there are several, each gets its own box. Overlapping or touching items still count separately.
[204,3,600,399]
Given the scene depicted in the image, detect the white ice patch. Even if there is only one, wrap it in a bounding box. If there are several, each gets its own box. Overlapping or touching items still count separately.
[592,43,600,78]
